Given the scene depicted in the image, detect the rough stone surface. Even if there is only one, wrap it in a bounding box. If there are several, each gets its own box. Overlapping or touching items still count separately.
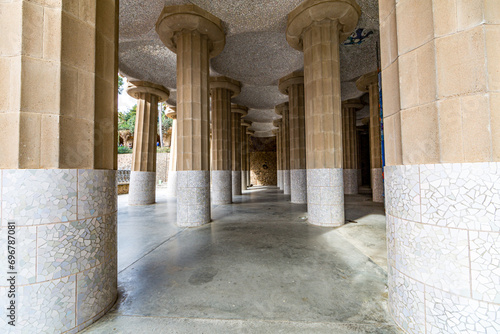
[283,170,291,195]
[307,168,344,227]
[232,171,242,196]
[344,169,359,195]
[290,169,307,204]
[211,170,232,205]
[177,171,211,227]
[250,152,277,186]
[386,163,500,334]
[129,171,156,205]
[371,168,384,202]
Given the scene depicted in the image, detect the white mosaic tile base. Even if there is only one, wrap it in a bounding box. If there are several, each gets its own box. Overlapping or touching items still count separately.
[177,170,211,227]
[166,171,177,197]
[283,170,291,195]
[128,171,156,205]
[291,169,307,204]
[386,162,500,334]
[371,168,384,202]
[0,169,117,333]
[343,169,358,195]
[211,170,232,205]
[232,171,242,196]
[242,170,248,191]
[277,169,282,190]
[307,168,344,227]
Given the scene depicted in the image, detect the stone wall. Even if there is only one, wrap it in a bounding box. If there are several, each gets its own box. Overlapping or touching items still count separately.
[250,137,277,186]
[118,153,170,185]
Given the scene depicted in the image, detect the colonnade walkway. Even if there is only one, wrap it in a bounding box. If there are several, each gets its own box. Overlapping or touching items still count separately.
[84,187,400,333]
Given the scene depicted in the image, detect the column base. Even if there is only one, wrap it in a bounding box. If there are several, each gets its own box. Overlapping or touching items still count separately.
[166,170,177,197]
[283,170,291,195]
[386,163,500,333]
[0,169,117,333]
[177,171,210,227]
[291,169,307,204]
[371,168,384,202]
[357,169,362,186]
[211,170,232,204]
[277,169,281,189]
[307,168,344,227]
[232,171,242,196]
[129,171,156,205]
[343,169,358,195]
[241,171,248,191]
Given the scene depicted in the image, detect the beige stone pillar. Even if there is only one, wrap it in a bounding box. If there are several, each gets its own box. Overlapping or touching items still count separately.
[246,129,255,187]
[127,82,169,205]
[273,119,283,190]
[231,104,248,196]
[356,72,383,202]
[0,1,119,332]
[166,107,178,196]
[342,99,363,195]
[275,103,291,195]
[241,121,251,191]
[286,0,359,226]
[279,71,307,203]
[381,0,500,331]
[210,77,241,204]
[156,4,225,226]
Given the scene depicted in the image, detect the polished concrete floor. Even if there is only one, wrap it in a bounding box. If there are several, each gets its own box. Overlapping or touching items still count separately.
[84,186,401,333]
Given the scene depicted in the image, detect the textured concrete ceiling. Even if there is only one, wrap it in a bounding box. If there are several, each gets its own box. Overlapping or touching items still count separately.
[119,0,379,137]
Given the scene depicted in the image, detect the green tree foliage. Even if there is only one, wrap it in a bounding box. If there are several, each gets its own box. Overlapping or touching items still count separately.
[158,104,173,136]
[118,104,137,134]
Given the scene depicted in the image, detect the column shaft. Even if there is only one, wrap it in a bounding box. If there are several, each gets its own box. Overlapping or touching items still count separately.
[342,103,360,195]
[231,112,242,195]
[246,134,251,187]
[279,105,291,195]
[241,125,248,191]
[176,31,211,226]
[166,113,177,196]
[303,20,344,226]
[369,82,383,202]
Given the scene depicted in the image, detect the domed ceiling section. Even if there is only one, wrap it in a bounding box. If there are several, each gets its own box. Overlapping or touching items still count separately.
[119,0,380,137]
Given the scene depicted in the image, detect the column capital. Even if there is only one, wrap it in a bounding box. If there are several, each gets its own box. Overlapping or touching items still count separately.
[286,0,361,51]
[274,102,289,116]
[166,107,177,119]
[278,71,304,95]
[246,129,255,136]
[241,121,252,128]
[156,4,225,58]
[273,119,282,127]
[342,98,364,110]
[126,81,170,102]
[210,76,241,98]
[231,104,248,116]
[356,71,378,92]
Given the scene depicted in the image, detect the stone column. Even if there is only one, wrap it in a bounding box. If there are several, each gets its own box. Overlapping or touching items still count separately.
[275,103,291,195]
[241,121,251,191]
[273,124,282,189]
[210,77,241,204]
[356,72,383,202]
[231,104,248,196]
[246,129,255,187]
[166,107,178,196]
[381,0,500,331]
[279,71,307,203]
[127,82,170,205]
[156,4,225,226]
[342,99,363,195]
[286,0,360,226]
[0,1,119,332]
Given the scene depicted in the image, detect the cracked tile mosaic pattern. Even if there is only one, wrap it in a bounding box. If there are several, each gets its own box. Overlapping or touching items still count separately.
[2,169,77,226]
[128,171,156,205]
[177,170,211,226]
[290,169,307,204]
[211,170,232,205]
[386,163,500,334]
[307,168,344,226]
[0,169,117,333]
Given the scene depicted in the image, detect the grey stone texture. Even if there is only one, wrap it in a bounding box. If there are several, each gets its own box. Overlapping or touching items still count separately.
[290,169,307,204]
[371,168,384,202]
[166,171,177,197]
[232,171,242,196]
[177,171,211,227]
[343,169,358,195]
[283,170,291,195]
[211,170,232,205]
[128,171,156,205]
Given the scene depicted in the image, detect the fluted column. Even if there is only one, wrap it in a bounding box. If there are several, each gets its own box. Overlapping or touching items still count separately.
[342,99,363,194]
[210,77,241,204]
[275,103,291,195]
[156,4,225,226]
[241,121,251,191]
[127,82,170,205]
[357,71,383,202]
[273,120,283,190]
[280,71,307,203]
[166,107,178,196]
[231,105,248,196]
[286,0,360,226]
[246,129,255,187]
